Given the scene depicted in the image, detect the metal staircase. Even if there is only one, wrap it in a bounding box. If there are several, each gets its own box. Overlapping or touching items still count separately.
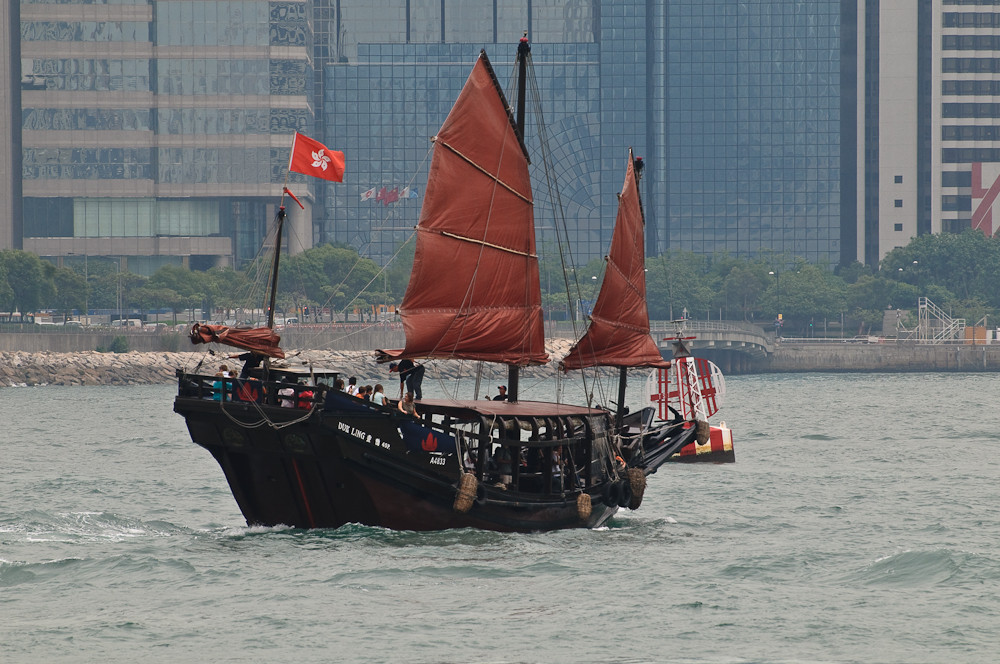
[917,297,965,343]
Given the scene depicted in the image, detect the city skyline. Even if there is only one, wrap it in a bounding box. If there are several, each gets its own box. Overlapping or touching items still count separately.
[1,0,997,275]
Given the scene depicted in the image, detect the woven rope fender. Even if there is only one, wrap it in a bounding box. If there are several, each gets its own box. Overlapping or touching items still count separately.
[576,493,592,522]
[453,473,478,513]
[696,419,711,445]
[627,467,646,510]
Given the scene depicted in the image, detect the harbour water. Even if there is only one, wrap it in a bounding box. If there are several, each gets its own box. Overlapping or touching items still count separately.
[2,372,999,663]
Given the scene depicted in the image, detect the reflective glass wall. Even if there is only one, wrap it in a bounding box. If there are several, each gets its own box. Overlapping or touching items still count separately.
[19,0,314,272]
[663,0,851,264]
[317,0,855,267]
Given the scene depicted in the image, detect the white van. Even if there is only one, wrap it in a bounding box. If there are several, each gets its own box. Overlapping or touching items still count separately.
[112,318,144,328]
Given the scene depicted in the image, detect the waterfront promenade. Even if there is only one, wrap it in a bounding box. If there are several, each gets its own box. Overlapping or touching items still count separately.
[3,321,1000,388]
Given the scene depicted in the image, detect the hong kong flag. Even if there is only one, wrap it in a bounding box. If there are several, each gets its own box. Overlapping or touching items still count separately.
[288,132,345,182]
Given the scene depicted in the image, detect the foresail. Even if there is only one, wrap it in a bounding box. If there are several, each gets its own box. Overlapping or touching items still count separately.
[561,150,669,371]
[189,323,286,359]
[389,51,547,366]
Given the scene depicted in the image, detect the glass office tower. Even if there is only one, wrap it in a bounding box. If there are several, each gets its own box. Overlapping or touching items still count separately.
[663,0,852,265]
[317,0,855,267]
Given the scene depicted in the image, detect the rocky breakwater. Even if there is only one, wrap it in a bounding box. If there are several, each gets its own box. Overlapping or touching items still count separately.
[1,339,585,388]
[1,350,184,387]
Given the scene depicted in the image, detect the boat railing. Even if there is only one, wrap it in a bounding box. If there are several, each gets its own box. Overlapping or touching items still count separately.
[178,370,608,497]
[176,370,320,410]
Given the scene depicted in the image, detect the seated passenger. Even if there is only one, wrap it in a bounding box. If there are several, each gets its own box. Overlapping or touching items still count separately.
[297,382,314,409]
[277,376,296,408]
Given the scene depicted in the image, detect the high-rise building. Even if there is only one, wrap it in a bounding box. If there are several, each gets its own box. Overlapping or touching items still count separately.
[319,0,856,268]
[5,0,314,274]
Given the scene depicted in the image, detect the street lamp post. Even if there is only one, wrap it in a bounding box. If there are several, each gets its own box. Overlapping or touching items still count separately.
[115,257,123,326]
[67,252,88,322]
[769,270,781,337]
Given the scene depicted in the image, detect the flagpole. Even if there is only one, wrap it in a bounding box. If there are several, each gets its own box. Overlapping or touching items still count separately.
[265,133,300,330]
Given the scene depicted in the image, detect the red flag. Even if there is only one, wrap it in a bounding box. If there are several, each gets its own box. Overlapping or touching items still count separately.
[288,132,344,182]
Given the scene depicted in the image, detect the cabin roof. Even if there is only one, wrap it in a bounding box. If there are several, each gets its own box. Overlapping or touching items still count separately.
[414,398,605,418]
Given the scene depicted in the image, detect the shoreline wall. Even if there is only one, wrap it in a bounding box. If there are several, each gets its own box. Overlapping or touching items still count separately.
[5,337,1000,388]
[751,341,1000,372]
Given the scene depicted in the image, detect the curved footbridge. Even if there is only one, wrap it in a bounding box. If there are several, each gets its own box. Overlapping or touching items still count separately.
[651,321,774,374]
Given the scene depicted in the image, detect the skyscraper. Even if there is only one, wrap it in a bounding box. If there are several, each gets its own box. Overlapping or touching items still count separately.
[7,0,314,273]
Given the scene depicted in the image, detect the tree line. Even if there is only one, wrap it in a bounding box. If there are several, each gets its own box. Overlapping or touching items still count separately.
[2,229,999,334]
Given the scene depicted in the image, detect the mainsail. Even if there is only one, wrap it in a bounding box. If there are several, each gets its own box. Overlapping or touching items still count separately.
[561,151,669,370]
[379,51,548,367]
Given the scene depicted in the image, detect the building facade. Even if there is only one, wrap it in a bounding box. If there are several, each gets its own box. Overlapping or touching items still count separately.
[9,0,314,274]
[8,1,997,273]
[318,0,856,268]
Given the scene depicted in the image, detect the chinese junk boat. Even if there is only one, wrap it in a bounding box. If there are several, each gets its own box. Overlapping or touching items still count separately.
[173,40,707,532]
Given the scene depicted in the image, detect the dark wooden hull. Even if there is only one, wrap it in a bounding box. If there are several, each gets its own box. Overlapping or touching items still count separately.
[174,396,623,532]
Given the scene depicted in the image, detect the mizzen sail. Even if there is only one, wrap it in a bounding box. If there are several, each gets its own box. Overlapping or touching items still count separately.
[561,151,669,371]
[382,51,547,366]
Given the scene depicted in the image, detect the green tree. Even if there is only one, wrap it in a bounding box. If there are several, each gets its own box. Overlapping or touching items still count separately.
[281,243,383,318]
[645,251,715,320]
[51,266,88,319]
[146,264,204,320]
[0,250,56,316]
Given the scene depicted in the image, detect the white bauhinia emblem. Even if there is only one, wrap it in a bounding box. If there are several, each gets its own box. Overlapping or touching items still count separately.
[311,149,332,171]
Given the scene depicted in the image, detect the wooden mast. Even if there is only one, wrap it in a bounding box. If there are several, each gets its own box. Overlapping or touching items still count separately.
[266,206,286,330]
[508,33,531,404]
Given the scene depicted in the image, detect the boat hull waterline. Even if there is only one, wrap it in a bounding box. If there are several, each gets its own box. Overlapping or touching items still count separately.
[174,381,698,532]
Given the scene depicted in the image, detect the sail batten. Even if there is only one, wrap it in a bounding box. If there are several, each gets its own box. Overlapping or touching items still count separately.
[434,139,535,204]
[385,50,548,367]
[561,150,669,371]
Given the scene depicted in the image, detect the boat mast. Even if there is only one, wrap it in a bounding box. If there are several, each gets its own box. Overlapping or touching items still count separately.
[266,206,286,329]
[507,33,531,403]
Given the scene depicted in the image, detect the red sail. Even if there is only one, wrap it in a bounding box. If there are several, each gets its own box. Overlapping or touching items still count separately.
[382,52,547,366]
[561,151,669,370]
[189,323,286,359]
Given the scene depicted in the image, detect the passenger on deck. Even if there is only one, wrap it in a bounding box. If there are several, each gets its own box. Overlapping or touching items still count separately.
[236,376,263,402]
[297,381,314,409]
[211,371,226,401]
[551,446,564,492]
[362,385,373,400]
[346,376,359,396]
[371,384,388,406]
[229,351,263,379]
[493,385,509,401]
[277,376,296,408]
[495,445,513,487]
[397,391,419,419]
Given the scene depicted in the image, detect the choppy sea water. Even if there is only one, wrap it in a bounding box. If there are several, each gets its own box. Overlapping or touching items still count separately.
[2,372,999,663]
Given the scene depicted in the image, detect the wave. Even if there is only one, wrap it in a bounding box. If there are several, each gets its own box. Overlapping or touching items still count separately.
[846,548,1000,587]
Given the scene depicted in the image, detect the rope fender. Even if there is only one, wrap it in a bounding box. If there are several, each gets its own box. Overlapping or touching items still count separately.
[576,493,592,522]
[626,467,646,510]
[453,473,477,513]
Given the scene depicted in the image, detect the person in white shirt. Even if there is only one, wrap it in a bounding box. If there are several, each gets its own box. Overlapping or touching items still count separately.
[346,376,359,396]
[371,384,388,406]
